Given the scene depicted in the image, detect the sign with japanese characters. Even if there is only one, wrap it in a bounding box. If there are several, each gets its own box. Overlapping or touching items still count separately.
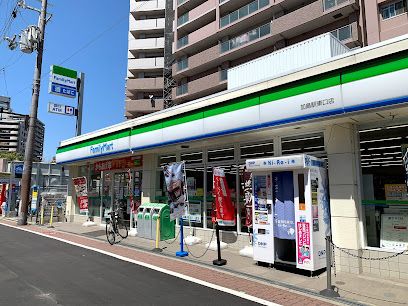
[213,167,236,226]
[297,222,311,265]
[380,214,408,249]
[72,176,88,213]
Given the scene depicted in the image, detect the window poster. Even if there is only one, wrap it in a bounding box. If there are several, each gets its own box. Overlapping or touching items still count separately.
[297,221,311,265]
[254,175,267,211]
[380,214,408,249]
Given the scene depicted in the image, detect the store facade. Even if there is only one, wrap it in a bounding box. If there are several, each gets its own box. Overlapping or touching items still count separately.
[58,35,408,280]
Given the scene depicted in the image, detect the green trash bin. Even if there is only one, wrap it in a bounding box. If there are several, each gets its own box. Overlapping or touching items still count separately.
[137,203,175,241]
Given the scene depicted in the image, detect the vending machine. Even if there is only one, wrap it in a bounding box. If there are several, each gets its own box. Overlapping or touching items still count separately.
[246,154,330,272]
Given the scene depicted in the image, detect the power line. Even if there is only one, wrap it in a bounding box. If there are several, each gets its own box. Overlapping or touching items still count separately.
[12,12,131,97]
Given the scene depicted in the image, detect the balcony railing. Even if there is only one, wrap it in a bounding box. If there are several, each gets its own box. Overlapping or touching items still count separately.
[176,83,188,96]
[220,0,269,28]
[177,57,188,71]
[323,0,349,11]
[330,24,352,41]
[220,23,271,53]
[177,12,189,26]
[177,35,189,48]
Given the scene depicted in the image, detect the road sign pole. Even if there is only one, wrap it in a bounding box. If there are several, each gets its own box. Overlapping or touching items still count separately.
[76,72,84,136]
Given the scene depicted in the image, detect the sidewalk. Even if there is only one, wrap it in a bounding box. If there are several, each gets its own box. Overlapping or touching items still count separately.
[2,218,408,306]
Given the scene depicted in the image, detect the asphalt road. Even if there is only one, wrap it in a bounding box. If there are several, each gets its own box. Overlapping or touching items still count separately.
[0,224,260,306]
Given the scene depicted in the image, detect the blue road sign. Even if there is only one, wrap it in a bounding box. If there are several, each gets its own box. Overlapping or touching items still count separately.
[49,82,77,98]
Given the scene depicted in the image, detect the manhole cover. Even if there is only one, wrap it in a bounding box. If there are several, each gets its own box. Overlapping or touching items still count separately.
[335,281,346,285]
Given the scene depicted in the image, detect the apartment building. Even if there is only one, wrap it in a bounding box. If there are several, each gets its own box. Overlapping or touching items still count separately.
[126,0,408,114]
[126,0,166,119]
[171,0,362,104]
[365,0,408,44]
[0,96,44,161]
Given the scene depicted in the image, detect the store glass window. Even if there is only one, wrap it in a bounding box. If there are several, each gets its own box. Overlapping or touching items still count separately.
[282,133,326,159]
[185,166,205,228]
[360,124,408,249]
[208,146,235,163]
[240,140,273,159]
[158,154,177,167]
[88,169,102,219]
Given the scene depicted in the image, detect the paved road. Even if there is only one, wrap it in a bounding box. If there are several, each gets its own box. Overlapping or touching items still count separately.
[0,225,260,306]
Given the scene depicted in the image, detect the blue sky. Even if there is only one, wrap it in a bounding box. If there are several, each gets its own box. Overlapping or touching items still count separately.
[0,0,129,161]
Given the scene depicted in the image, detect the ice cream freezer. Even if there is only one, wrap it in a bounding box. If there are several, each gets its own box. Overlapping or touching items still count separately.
[246,154,331,272]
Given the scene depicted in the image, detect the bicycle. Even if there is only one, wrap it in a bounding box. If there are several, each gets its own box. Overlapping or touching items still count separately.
[106,207,128,245]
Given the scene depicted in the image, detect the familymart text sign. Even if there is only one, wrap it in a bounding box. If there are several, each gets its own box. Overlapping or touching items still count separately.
[48,65,78,98]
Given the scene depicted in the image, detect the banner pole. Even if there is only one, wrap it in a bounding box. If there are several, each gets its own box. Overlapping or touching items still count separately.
[213,221,227,266]
[176,217,188,257]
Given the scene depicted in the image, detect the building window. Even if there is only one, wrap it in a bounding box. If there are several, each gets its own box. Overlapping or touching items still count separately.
[220,0,270,28]
[177,56,188,71]
[381,1,407,20]
[323,0,349,11]
[177,35,189,48]
[176,83,188,96]
[219,69,228,81]
[177,12,189,26]
[330,24,352,41]
[220,23,271,53]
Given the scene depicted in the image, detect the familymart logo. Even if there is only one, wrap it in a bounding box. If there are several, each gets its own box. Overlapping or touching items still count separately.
[90,142,114,155]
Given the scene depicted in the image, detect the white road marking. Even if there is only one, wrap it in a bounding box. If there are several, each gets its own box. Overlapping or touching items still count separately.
[0,222,281,306]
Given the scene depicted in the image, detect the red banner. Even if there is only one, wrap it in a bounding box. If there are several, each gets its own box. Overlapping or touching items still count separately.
[72,177,89,213]
[94,156,143,173]
[213,167,236,226]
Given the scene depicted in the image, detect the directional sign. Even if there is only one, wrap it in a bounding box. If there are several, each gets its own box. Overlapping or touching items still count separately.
[48,102,76,116]
[49,82,76,98]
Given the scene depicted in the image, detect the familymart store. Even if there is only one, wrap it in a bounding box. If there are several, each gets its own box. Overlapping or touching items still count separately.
[58,35,408,280]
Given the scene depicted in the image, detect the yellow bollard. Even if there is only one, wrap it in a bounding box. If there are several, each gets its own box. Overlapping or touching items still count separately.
[153,216,162,252]
[48,205,54,228]
[40,205,44,225]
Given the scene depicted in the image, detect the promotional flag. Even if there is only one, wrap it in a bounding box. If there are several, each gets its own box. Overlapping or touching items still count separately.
[241,168,253,228]
[127,169,137,213]
[72,177,89,213]
[213,167,236,226]
[163,162,186,221]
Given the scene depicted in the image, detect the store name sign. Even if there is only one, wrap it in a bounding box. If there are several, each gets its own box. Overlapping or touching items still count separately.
[90,142,114,155]
[94,156,143,172]
[246,156,304,170]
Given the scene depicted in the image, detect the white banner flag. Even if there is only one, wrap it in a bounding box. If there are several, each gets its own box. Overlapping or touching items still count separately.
[163,162,186,221]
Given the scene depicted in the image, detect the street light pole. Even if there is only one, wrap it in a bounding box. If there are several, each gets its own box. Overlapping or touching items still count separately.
[18,0,48,225]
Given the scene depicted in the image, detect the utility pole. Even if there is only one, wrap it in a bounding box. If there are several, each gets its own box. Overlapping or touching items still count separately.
[18,0,48,225]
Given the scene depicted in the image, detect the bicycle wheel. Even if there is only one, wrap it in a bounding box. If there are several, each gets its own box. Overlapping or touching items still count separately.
[106,221,115,245]
[117,219,128,239]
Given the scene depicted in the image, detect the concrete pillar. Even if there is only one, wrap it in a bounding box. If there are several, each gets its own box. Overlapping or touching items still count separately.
[66,165,79,222]
[325,123,364,250]
[141,154,156,204]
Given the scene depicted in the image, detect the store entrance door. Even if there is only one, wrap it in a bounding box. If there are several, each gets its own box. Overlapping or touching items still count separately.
[113,172,131,225]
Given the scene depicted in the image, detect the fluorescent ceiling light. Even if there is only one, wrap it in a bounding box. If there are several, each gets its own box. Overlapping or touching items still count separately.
[360,137,402,144]
[386,124,408,129]
[241,142,273,149]
[281,136,322,143]
[367,146,401,151]
[359,128,382,133]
